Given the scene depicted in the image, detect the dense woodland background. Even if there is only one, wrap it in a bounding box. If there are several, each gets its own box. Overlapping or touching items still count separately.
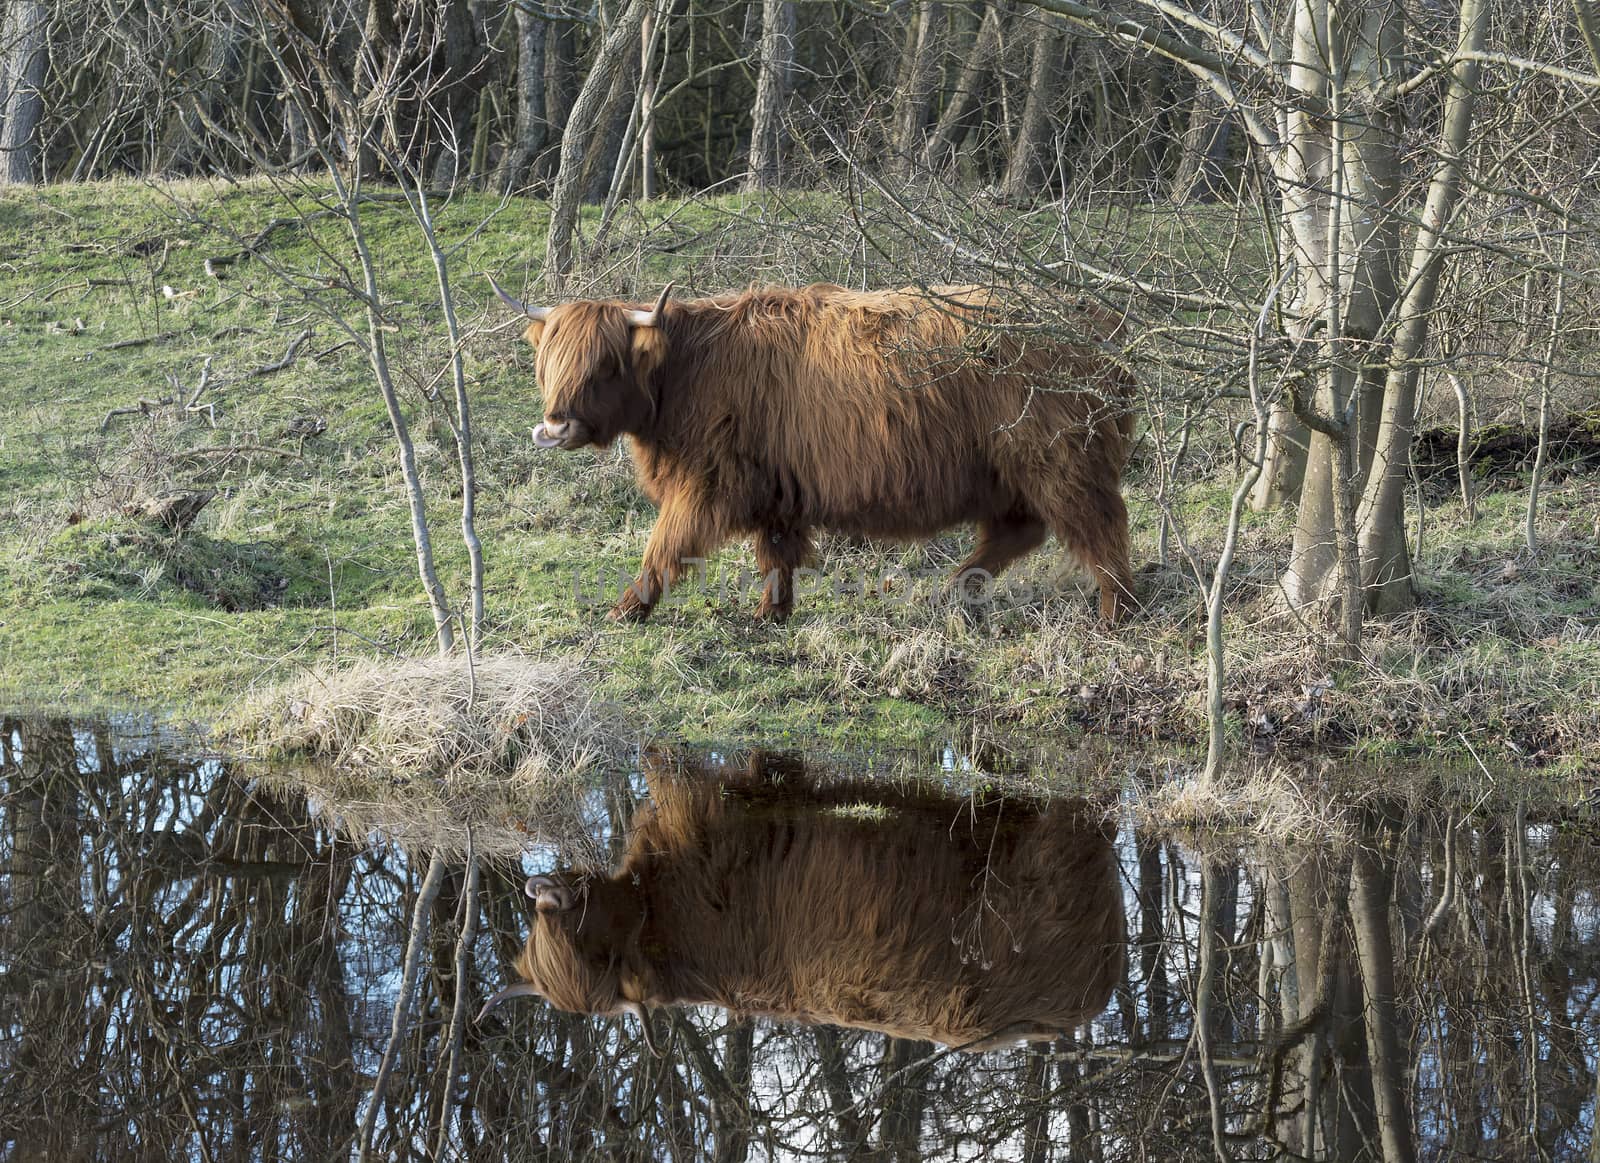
[0,1,1596,203]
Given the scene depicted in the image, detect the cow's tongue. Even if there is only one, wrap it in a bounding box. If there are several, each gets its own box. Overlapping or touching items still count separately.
[532,423,562,449]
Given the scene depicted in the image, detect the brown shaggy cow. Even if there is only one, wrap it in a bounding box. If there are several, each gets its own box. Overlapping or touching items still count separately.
[492,279,1136,622]
[479,754,1127,1052]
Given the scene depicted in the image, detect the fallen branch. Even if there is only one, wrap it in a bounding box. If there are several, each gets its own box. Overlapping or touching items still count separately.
[200,194,428,273]
[101,396,174,430]
[45,276,133,302]
[202,211,341,273]
[101,330,183,351]
[103,358,219,430]
[314,339,359,361]
[178,356,216,426]
[250,328,311,377]
[177,444,300,459]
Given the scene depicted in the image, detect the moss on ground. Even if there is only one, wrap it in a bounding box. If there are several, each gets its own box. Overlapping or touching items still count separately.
[1,180,1597,774]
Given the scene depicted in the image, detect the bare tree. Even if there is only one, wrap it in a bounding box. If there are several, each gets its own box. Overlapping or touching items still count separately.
[745,0,795,190]
[892,0,945,162]
[998,11,1067,202]
[544,0,658,288]
[0,0,48,183]
[502,0,551,193]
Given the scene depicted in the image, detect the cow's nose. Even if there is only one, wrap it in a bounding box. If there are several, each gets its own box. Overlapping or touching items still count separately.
[532,418,570,449]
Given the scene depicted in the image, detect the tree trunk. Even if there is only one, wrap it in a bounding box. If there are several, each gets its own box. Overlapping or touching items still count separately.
[585,53,640,202]
[892,1,944,162]
[1248,405,1308,511]
[538,13,580,183]
[813,1028,864,1149]
[878,1037,932,1160]
[1353,0,1490,612]
[0,0,49,184]
[998,12,1064,202]
[1169,83,1231,203]
[501,0,549,193]
[1350,812,1418,1163]
[712,1021,755,1163]
[428,0,488,188]
[165,0,246,174]
[920,0,1007,173]
[544,0,655,287]
[639,5,659,199]
[1277,0,1404,638]
[744,0,794,190]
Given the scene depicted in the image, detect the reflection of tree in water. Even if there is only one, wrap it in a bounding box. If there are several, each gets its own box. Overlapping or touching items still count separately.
[2,716,1597,1160]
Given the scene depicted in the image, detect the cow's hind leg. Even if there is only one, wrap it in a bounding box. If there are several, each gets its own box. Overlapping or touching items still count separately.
[949,512,1049,601]
[752,527,813,622]
[1046,484,1135,624]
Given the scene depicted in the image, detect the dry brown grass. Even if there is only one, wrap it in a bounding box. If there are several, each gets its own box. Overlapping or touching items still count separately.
[229,652,628,859]
[1131,762,1357,850]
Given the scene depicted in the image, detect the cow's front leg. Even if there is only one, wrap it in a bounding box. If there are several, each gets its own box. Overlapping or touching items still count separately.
[611,493,718,622]
[753,527,813,622]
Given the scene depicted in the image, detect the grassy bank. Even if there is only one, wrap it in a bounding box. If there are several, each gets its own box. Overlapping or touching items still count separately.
[2,181,1597,772]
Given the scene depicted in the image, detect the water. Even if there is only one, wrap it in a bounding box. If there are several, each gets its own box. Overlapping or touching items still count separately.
[1,714,1595,1161]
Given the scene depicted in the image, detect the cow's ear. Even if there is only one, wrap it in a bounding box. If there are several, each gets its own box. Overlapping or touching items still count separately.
[523,320,546,347]
[630,325,668,381]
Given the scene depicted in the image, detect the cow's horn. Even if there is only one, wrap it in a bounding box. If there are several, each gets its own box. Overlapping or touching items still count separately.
[624,282,674,328]
[487,274,551,321]
[526,874,574,911]
[625,1001,666,1057]
[524,874,558,898]
[475,982,544,1022]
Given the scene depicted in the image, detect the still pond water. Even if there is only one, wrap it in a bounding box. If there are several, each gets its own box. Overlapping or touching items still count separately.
[1,715,1596,1161]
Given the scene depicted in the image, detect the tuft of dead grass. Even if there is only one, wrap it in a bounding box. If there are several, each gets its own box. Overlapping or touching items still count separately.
[229,652,629,859]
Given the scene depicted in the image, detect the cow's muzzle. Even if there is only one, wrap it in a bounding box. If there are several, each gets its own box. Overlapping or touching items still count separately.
[532,419,588,449]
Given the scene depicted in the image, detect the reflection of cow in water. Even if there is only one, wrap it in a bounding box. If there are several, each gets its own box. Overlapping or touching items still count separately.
[482,754,1126,1051]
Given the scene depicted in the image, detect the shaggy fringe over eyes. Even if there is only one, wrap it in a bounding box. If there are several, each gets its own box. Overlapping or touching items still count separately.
[538,303,659,415]
[517,918,623,1015]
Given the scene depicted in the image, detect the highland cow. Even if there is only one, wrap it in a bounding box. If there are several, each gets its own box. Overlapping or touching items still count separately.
[478,754,1127,1052]
[491,279,1136,622]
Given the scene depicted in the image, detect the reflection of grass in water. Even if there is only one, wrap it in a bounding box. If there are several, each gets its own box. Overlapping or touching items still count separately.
[231,653,625,861]
[825,802,893,821]
[1134,763,1356,849]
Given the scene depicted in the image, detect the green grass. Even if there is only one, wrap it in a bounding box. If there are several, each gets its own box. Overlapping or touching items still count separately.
[1,179,1597,776]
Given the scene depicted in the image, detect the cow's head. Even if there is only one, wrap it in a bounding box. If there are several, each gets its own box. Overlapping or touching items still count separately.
[490,278,673,450]
[476,873,663,1054]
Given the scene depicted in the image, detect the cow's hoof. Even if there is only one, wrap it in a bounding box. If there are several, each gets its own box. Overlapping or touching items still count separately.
[753,600,792,623]
[609,599,654,623]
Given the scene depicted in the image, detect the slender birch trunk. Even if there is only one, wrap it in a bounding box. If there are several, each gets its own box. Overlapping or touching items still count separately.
[1353,0,1490,610]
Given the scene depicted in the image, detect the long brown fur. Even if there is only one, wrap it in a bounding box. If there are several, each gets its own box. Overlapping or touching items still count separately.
[510,754,1127,1050]
[518,283,1137,622]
